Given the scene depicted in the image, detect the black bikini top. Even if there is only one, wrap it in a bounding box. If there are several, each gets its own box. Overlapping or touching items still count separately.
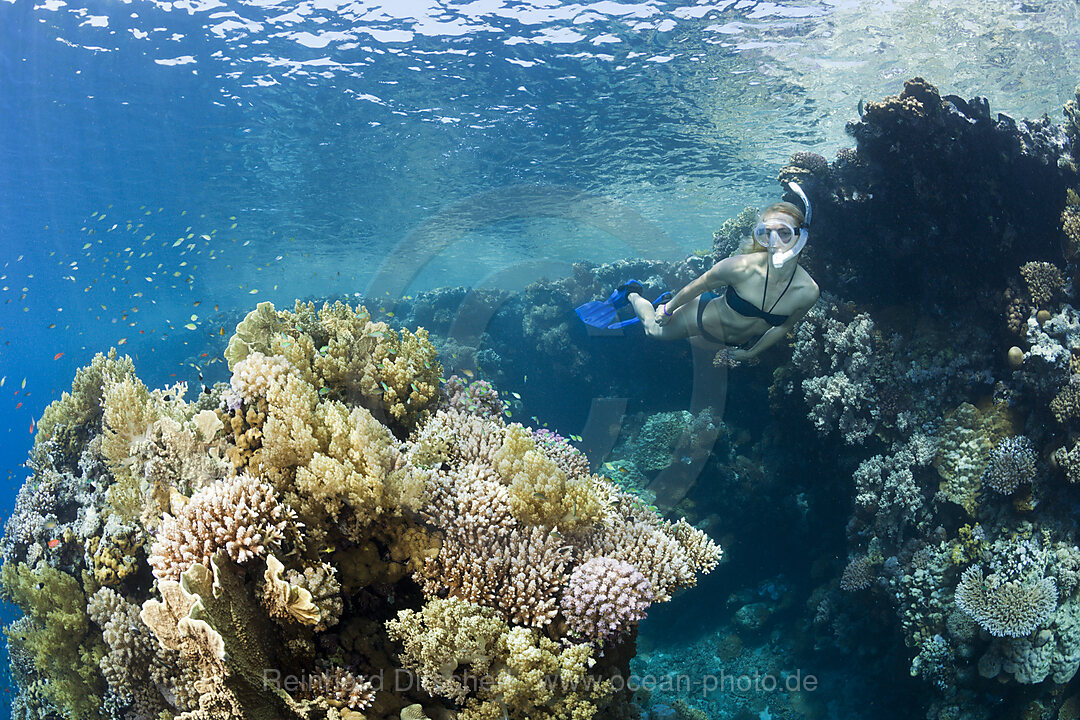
[724,263,796,327]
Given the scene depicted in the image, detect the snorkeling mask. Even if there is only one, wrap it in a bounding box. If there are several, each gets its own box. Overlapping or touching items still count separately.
[753,181,812,269]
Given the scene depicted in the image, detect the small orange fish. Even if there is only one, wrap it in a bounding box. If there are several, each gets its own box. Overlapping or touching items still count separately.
[53,352,64,360]
[47,539,61,549]
[15,402,21,410]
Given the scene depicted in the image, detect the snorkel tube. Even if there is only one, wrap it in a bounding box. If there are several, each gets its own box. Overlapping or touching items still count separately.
[769,181,812,269]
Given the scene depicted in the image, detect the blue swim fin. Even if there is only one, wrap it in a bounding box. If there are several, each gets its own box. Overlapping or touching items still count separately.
[574,280,648,330]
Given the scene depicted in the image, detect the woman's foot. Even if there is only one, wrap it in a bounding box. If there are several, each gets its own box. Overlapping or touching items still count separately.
[613,280,645,307]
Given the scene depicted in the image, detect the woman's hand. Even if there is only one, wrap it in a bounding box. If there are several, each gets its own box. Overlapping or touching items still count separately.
[726,347,752,362]
[713,346,753,368]
[654,304,673,326]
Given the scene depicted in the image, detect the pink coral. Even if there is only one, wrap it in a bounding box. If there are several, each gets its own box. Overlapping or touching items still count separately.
[531,427,590,479]
[560,557,653,645]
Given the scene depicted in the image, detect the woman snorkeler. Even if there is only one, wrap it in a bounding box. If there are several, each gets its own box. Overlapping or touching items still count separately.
[604,183,820,366]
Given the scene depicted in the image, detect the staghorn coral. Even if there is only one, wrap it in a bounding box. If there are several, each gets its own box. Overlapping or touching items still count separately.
[955,564,1057,638]
[559,557,653,645]
[149,472,295,582]
[982,436,1037,495]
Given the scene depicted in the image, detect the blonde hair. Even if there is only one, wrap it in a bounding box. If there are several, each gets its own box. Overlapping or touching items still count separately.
[738,201,807,255]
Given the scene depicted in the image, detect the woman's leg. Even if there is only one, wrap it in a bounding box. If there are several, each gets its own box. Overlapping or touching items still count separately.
[627,293,699,340]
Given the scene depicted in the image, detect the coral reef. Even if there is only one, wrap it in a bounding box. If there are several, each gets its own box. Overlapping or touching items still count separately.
[0,300,721,720]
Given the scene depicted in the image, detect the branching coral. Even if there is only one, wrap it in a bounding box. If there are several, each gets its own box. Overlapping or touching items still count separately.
[583,492,721,603]
[149,472,295,582]
[226,300,442,434]
[1064,192,1080,260]
[87,586,169,716]
[443,374,505,421]
[560,557,653,645]
[1052,377,1080,424]
[853,434,935,536]
[840,555,876,592]
[531,428,590,480]
[407,408,507,469]
[982,436,1037,495]
[420,464,572,627]
[785,298,889,445]
[386,597,506,702]
[388,598,610,720]
[5,299,725,720]
[1020,262,1064,308]
[493,424,604,531]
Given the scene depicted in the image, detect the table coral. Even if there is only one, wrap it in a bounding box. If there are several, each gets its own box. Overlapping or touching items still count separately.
[954,565,1057,637]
